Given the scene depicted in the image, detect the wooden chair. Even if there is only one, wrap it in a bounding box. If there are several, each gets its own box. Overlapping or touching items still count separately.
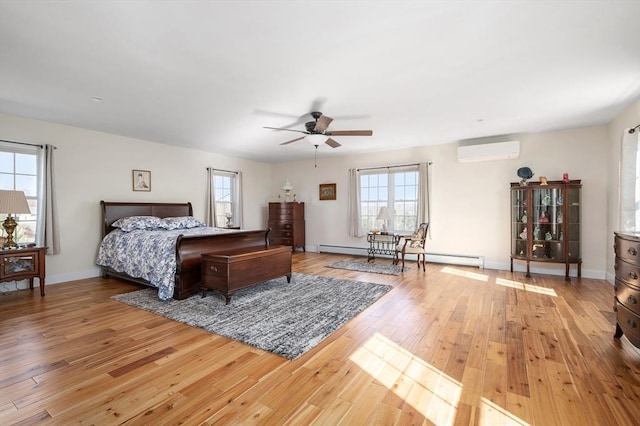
[394,222,429,272]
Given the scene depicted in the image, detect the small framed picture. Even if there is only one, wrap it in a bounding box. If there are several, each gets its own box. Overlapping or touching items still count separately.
[132,169,151,192]
[319,183,336,201]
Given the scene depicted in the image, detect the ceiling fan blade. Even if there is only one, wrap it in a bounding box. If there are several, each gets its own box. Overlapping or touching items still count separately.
[280,136,305,146]
[325,138,341,148]
[263,126,308,134]
[325,130,373,136]
[314,115,333,132]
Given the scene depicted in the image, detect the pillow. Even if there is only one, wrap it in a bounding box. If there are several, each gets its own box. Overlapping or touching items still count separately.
[160,216,207,230]
[112,216,163,232]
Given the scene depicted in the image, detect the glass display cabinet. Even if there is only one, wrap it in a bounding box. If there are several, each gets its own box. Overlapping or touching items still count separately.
[510,180,581,280]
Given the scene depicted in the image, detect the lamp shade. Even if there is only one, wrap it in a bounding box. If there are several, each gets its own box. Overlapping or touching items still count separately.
[376,207,390,221]
[305,134,327,145]
[282,180,293,192]
[0,190,31,215]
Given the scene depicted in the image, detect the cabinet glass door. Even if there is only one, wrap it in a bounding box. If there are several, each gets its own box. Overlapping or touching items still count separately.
[566,187,581,261]
[3,255,35,275]
[511,189,527,257]
[532,186,564,261]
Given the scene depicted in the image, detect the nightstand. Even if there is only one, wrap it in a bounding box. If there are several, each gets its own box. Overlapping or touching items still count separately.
[0,246,47,296]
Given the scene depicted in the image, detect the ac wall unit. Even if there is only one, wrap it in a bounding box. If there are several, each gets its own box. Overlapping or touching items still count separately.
[457,140,520,163]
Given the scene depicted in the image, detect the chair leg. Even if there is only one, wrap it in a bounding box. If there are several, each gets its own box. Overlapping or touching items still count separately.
[401,253,405,272]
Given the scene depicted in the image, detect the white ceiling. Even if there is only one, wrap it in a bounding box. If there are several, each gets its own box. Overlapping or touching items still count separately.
[1,1,639,163]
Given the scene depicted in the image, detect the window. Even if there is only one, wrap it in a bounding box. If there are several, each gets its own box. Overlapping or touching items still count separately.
[621,129,640,231]
[360,167,419,234]
[213,171,235,226]
[0,147,39,244]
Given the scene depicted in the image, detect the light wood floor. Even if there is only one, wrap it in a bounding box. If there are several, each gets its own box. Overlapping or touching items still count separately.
[1,253,638,425]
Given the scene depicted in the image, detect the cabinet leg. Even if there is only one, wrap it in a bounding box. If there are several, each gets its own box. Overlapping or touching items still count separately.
[510,258,513,273]
[614,322,624,339]
[578,263,582,278]
[526,261,531,278]
[565,263,570,281]
[40,278,45,297]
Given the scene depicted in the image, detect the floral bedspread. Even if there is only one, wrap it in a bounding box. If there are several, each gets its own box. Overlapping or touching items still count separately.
[96,227,231,300]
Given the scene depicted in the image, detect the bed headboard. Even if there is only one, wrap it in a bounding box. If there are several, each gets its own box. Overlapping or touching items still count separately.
[100,201,194,237]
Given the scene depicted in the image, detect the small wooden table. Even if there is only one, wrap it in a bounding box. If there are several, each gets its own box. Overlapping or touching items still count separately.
[0,246,47,296]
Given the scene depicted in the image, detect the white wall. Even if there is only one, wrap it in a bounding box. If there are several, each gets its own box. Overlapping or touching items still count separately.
[271,126,609,279]
[606,98,640,282]
[1,109,632,291]
[0,113,271,289]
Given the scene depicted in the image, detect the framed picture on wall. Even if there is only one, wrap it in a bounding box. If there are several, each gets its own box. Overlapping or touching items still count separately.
[132,169,151,192]
[319,183,336,200]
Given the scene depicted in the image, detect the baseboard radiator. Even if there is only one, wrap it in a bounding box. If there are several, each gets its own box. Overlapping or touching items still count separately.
[317,244,484,269]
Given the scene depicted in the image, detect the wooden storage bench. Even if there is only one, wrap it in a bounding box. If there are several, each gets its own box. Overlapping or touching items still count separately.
[200,245,292,304]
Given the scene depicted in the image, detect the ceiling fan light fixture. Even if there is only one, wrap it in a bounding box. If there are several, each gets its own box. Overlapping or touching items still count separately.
[305,134,327,146]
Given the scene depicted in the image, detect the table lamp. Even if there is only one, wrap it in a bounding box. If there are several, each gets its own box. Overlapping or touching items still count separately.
[377,207,390,235]
[0,190,31,249]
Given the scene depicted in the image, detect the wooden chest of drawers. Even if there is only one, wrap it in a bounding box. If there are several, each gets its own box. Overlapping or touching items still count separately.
[613,232,640,348]
[267,202,305,251]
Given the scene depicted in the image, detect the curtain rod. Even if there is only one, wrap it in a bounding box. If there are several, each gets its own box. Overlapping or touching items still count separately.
[356,161,432,172]
[206,167,238,174]
[629,124,640,134]
[0,139,57,149]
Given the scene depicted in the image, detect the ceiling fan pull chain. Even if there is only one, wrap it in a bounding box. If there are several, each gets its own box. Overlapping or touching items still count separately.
[314,145,318,168]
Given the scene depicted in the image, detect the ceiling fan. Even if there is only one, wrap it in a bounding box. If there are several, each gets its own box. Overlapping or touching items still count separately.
[263,111,373,148]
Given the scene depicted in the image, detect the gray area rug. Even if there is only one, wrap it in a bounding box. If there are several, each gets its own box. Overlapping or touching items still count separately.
[112,273,392,359]
[327,259,408,275]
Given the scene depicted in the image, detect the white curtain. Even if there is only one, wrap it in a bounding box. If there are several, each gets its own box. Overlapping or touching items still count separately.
[205,167,216,227]
[38,144,60,254]
[417,162,430,228]
[621,129,640,231]
[348,168,363,237]
[234,171,244,228]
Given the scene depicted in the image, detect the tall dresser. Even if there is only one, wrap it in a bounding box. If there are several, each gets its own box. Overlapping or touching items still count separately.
[613,232,640,348]
[268,202,305,251]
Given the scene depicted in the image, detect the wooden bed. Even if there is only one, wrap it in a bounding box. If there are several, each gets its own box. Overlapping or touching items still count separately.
[100,201,271,300]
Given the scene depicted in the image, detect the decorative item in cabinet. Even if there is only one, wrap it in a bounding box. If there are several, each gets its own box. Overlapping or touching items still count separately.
[613,232,640,349]
[510,180,581,280]
[267,202,305,251]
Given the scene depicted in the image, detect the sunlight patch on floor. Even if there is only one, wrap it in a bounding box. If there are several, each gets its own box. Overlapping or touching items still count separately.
[440,266,489,282]
[480,397,531,426]
[350,332,461,425]
[495,277,557,297]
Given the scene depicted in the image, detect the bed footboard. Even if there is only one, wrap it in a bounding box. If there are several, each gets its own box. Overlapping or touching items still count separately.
[173,229,270,300]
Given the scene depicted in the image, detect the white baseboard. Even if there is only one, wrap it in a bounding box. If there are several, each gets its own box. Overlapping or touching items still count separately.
[317,244,484,268]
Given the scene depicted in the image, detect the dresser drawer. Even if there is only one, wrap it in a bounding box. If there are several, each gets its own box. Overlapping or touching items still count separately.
[269,237,293,246]
[268,221,293,230]
[615,236,640,265]
[614,257,640,288]
[615,278,640,314]
[615,299,640,347]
